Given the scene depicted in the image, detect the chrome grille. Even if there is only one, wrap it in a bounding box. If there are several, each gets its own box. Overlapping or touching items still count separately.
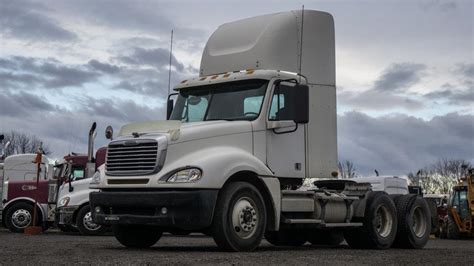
[106,139,159,176]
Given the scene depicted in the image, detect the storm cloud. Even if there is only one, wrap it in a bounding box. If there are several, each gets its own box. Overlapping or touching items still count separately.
[117,47,185,71]
[338,111,474,175]
[373,63,426,92]
[0,0,77,41]
[338,90,424,111]
[0,90,56,117]
[0,56,99,90]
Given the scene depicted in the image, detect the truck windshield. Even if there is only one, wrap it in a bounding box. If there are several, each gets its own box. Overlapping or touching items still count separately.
[170,79,268,122]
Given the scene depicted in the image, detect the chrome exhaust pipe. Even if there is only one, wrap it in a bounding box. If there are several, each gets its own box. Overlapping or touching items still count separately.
[85,122,97,179]
[87,122,97,163]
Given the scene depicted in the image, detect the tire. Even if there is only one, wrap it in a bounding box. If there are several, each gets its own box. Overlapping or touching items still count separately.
[265,230,307,246]
[439,216,448,239]
[211,182,267,252]
[112,225,162,248]
[5,202,40,233]
[344,191,397,249]
[425,198,439,235]
[446,214,460,239]
[308,230,344,246]
[76,205,108,236]
[392,195,431,249]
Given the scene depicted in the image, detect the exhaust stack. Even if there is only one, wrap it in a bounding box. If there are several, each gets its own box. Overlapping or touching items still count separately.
[85,122,97,178]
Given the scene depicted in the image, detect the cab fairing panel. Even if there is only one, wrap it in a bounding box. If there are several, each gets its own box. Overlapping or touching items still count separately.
[305,84,337,178]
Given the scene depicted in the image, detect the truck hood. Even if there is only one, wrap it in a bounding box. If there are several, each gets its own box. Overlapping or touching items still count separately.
[119,120,253,143]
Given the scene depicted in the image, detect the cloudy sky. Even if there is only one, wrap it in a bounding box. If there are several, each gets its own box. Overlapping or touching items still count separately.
[0,0,472,176]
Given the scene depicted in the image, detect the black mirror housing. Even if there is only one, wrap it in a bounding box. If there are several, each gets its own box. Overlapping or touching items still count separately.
[293,84,309,124]
[166,99,174,120]
[105,125,114,140]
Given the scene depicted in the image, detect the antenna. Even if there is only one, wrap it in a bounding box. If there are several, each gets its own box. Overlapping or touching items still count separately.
[298,5,304,83]
[167,30,174,96]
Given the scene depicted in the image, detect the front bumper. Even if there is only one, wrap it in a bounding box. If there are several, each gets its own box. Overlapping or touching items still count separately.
[57,206,79,225]
[90,189,219,230]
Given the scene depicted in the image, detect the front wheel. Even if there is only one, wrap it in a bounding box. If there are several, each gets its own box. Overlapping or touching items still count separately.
[5,202,40,233]
[211,182,267,252]
[76,205,108,236]
[113,225,162,248]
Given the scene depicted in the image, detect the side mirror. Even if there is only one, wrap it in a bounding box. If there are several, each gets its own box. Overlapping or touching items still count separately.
[293,84,309,124]
[166,93,178,120]
[166,99,174,120]
[105,125,114,140]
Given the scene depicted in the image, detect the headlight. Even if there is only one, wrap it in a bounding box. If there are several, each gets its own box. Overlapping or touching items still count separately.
[89,171,101,185]
[58,197,70,207]
[166,168,202,183]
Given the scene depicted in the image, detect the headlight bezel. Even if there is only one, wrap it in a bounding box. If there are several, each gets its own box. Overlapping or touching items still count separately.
[163,167,203,183]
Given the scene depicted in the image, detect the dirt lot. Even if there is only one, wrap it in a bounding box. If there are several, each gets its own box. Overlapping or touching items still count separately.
[0,228,472,265]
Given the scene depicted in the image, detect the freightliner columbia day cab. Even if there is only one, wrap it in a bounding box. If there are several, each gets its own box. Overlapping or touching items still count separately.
[90,10,432,251]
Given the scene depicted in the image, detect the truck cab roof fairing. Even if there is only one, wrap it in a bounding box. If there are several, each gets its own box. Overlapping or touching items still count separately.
[200,10,335,86]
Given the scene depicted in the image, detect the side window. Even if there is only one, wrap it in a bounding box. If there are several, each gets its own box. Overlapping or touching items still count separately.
[71,169,84,181]
[268,85,295,121]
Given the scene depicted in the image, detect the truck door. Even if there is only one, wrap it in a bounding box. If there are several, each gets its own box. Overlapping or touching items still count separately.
[265,82,306,178]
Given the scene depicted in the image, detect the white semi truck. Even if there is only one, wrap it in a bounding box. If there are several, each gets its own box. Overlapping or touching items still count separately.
[90,10,431,251]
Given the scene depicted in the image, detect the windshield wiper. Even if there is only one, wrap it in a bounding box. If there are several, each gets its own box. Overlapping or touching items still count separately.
[204,117,253,121]
[204,118,234,121]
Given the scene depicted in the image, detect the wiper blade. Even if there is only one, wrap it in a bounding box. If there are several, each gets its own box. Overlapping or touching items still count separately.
[204,118,234,121]
[204,118,252,121]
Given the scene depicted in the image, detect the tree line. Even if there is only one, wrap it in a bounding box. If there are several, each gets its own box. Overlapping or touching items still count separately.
[337,158,471,194]
[0,131,50,157]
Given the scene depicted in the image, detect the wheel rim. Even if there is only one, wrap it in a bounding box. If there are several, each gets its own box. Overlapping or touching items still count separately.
[231,197,258,239]
[374,205,393,238]
[12,209,32,229]
[412,206,427,238]
[83,211,101,231]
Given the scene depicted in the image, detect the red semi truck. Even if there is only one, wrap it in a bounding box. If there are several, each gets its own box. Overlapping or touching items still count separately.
[1,124,107,234]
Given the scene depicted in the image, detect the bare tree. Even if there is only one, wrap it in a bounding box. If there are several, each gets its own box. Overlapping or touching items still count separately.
[338,160,357,179]
[408,159,471,194]
[0,131,50,156]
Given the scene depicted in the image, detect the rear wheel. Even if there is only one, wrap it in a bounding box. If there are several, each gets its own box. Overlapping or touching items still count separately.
[344,191,397,249]
[392,195,431,248]
[211,182,266,251]
[76,205,108,236]
[5,202,40,233]
[425,198,439,235]
[112,225,162,248]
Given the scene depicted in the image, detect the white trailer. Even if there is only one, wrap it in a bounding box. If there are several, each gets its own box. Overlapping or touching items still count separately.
[90,10,431,251]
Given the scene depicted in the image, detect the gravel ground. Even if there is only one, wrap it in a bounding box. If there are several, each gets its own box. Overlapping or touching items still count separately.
[0,228,472,265]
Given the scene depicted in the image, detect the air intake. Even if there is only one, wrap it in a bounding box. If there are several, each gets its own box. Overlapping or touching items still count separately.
[106,139,159,176]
